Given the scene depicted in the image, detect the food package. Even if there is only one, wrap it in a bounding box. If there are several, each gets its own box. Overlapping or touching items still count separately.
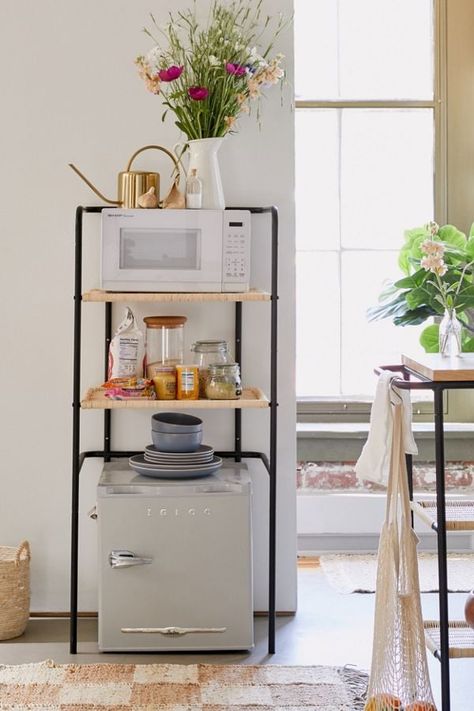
[102,377,156,400]
[108,307,145,379]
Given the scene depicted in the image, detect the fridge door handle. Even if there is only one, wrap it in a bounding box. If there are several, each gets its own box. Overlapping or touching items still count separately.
[109,550,153,569]
[121,626,227,635]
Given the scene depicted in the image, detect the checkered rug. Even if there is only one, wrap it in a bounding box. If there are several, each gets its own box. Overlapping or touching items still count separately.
[0,661,368,710]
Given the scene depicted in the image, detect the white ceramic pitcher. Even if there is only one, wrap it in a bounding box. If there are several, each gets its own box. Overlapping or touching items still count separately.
[174,137,226,209]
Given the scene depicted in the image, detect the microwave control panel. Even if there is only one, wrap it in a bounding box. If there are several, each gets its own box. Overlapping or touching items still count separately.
[222,210,251,292]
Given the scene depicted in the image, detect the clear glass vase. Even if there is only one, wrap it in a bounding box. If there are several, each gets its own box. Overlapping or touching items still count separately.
[439,308,462,356]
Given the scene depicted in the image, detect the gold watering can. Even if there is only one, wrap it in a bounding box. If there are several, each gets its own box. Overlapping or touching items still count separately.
[69,144,183,208]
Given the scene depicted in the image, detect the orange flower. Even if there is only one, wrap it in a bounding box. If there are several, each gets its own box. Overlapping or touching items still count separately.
[135,57,161,95]
[224,115,237,129]
[247,78,261,99]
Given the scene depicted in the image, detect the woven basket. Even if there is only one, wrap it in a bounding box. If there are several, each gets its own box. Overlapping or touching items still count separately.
[0,541,30,640]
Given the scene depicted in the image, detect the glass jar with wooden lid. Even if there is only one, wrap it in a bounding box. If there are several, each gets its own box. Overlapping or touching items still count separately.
[144,316,186,378]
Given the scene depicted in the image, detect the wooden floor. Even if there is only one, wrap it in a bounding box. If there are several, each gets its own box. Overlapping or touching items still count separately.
[0,566,471,709]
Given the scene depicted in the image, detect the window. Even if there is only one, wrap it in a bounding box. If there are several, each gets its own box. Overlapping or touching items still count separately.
[295,0,444,404]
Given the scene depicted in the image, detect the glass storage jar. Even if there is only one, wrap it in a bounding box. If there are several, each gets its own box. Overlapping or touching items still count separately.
[206,363,242,400]
[191,339,231,397]
[144,316,186,378]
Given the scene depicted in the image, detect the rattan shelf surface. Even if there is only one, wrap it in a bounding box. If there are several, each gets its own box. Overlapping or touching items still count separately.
[412,499,474,531]
[81,386,269,410]
[425,621,474,658]
[82,289,271,303]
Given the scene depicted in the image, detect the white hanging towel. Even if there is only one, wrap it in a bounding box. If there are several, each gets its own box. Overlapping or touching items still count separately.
[355,370,418,486]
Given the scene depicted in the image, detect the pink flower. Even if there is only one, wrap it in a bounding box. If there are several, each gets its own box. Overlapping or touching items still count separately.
[421,254,447,275]
[225,62,247,76]
[188,86,209,101]
[421,239,445,257]
[158,65,184,82]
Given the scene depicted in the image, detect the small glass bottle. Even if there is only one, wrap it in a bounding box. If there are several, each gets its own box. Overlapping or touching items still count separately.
[439,308,462,357]
[206,363,242,400]
[186,169,202,209]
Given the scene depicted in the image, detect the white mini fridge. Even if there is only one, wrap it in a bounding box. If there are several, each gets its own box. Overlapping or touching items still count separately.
[97,461,253,652]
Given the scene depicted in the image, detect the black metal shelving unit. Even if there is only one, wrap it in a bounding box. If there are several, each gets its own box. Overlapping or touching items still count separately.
[70,205,279,655]
[375,362,474,711]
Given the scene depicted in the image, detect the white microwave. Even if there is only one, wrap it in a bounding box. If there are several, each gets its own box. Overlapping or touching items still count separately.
[101,208,251,293]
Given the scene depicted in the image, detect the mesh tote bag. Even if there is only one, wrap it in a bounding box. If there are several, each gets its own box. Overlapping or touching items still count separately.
[365,404,437,711]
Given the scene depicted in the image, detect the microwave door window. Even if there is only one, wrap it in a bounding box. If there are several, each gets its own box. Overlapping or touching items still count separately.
[119,228,201,270]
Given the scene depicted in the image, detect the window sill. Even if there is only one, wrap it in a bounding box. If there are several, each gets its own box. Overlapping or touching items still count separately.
[297,422,474,439]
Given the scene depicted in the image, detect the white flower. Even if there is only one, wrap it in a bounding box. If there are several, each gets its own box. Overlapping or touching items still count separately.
[249,45,266,65]
[145,46,162,74]
[209,55,220,66]
[426,220,440,236]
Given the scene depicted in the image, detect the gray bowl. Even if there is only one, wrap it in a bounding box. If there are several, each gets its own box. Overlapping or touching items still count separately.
[151,429,203,453]
[151,412,203,434]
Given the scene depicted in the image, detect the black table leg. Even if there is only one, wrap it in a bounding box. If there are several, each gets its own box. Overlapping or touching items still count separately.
[434,387,450,710]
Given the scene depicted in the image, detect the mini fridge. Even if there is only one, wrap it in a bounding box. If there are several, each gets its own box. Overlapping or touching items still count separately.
[97,460,253,652]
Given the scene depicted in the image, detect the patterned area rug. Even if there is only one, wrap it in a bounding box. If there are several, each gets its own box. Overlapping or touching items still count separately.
[320,552,474,593]
[0,661,368,710]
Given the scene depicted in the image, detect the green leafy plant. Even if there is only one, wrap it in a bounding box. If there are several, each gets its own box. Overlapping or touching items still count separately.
[368,221,474,352]
[135,0,288,140]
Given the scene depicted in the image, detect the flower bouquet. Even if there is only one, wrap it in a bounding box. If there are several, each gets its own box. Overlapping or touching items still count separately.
[369,221,474,354]
[135,0,287,140]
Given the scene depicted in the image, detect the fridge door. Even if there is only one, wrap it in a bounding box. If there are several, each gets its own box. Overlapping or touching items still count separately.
[98,479,253,651]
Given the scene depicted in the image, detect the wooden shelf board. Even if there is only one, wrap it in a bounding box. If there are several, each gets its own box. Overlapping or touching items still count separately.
[83,289,271,303]
[81,386,269,410]
[402,353,474,382]
[412,499,474,531]
[425,620,474,658]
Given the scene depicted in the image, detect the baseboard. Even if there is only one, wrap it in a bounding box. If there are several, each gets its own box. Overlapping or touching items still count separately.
[30,611,97,618]
[30,610,295,618]
[298,532,474,555]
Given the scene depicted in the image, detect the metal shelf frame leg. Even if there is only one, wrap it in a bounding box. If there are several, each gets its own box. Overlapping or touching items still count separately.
[70,206,84,654]
[268,207,278,654]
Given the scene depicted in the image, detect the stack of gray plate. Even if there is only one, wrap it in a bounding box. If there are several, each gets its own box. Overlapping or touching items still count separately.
[129,412,222,479]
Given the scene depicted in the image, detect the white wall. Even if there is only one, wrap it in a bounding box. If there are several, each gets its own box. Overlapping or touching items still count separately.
[0,0,296,612]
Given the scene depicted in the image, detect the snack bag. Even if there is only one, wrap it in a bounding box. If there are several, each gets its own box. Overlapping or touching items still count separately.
[108,307,145,379]
[102,377,156,400]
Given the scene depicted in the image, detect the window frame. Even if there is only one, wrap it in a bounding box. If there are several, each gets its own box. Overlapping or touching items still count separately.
[295,0,447,418]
